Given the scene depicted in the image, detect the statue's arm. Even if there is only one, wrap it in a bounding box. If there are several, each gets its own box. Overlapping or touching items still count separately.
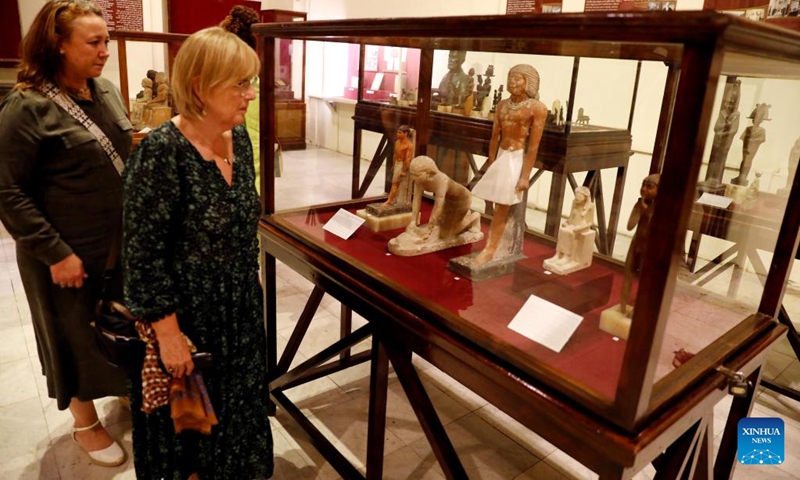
[517,102,548,191]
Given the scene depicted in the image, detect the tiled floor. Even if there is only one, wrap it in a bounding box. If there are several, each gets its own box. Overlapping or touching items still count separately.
[1,146,799,479]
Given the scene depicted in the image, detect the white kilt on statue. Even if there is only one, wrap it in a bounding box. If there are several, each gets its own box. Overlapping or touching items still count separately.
[471,148,524,205]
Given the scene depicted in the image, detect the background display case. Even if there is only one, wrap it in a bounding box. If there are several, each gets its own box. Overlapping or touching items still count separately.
[262,9,307,150]
[254,12,799,479]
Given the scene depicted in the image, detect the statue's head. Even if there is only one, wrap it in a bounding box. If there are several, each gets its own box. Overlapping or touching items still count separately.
[722,77,741,113]
[409,156,438,180]
[508,64,540,100]
[641,173,660,201]
[447,51,467,71]
[749,103,771,125]
[574,186,591,203]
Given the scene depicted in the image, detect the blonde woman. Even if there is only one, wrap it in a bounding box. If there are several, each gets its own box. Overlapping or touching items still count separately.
[123,27,272,479]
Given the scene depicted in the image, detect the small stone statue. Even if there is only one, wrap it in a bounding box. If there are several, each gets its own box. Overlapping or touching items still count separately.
[703,77,741,187]
[620,174,659,315]
[489,85,504,114]
[778,137,800,197]
[383,125,415,207]
[474,65,494,114]
[730,103,771,186]
[543,186,596,275]
[131,71,173,131]
[388,156,482,256]
[437,50,470,108]
[599,174,659,339]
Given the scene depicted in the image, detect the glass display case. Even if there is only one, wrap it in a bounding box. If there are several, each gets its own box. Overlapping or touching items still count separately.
[254,12,798,478]
[261,9,307,150]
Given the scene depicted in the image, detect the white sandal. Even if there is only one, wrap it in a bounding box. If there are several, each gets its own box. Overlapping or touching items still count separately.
[72,419,127,467]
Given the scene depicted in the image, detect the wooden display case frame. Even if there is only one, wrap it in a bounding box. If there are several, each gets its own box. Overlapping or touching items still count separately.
[261,9,308,150]
[254,12,799,479]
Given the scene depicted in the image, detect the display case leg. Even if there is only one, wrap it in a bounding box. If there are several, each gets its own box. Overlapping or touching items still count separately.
[366,335,389,479]
[277,286,324,375]
[761,306,800,402]
[653,414,712,480]
[713,367,762,480]
[341,304,353,362]
[384,342,468,479]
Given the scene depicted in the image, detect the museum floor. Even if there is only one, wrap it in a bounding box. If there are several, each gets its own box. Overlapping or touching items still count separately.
[0,146,799,479]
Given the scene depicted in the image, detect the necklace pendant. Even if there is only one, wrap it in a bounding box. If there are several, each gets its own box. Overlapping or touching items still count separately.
[222,157,231,166]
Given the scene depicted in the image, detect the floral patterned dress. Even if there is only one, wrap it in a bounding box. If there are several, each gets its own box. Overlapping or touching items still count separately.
[123,121,272,479]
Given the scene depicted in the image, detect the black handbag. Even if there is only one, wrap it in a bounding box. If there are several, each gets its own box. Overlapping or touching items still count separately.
[94,291,145,373]
[91,227,145,374]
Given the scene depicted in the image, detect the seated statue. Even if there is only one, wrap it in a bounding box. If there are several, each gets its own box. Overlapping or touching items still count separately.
[388,156,482,256]
[543,186,595,275]
[132,71,173,131]
[130,77,153,129]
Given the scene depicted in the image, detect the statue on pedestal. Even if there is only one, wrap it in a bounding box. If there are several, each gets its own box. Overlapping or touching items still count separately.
[387,156,482,256]
[131,71,173,131]
[383,125,415,208]
[543,186,596,275]
[702,76,741,189]
[730,103,771,186]
[599,174,660,339]
[448,64,547,280]
[437,50,470,109]
[778,136,800,197]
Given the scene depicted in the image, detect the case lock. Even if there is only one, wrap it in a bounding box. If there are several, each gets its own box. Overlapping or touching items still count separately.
[715,365,751,398]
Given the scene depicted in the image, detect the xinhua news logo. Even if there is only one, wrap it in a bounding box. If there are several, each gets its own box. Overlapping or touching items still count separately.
[737,417,784,465]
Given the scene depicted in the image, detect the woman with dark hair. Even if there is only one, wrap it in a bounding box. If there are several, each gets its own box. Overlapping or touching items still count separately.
[0,0,131,467]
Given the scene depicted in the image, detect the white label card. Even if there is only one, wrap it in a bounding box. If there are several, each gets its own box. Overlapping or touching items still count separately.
[322,209,366,240]
[508,295,583,353]
[697,192,733,209]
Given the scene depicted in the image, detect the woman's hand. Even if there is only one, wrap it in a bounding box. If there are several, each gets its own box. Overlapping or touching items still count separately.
[50,253,87,288]
[152,314,194,378]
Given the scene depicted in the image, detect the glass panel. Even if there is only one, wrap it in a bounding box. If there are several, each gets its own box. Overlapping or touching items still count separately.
[274,36,680,405]
[655,52,800,385]
[361,45,421,105]
[120,41,170,133]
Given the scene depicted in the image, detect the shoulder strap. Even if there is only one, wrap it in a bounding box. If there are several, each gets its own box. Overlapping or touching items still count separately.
[41,82,125,176]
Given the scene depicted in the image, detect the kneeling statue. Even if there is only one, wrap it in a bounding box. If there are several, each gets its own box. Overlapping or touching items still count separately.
[388,156,483,256]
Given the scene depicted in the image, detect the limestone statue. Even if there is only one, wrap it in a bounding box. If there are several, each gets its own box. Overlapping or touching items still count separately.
[388,156,482,256]
[730,103,771,186]
[777,136,800,197]
[543,186,596,275]
[703,77,741,187]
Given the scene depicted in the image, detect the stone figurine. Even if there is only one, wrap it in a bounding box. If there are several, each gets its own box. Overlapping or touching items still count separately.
[131,71,173,131]
[730,103,771,186]
[599,174,659,340]
[703,77,741,188]
[437,50,470,108]
[778,136,800,197]
[543,186,596,275]
[383,125,415,208]
[620,173,659,314]
[388,156,482,256]
[449,64,547,279]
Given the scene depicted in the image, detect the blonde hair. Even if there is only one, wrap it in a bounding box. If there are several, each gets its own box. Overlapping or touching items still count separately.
[15,0,104,92]
[171,27,260,120]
